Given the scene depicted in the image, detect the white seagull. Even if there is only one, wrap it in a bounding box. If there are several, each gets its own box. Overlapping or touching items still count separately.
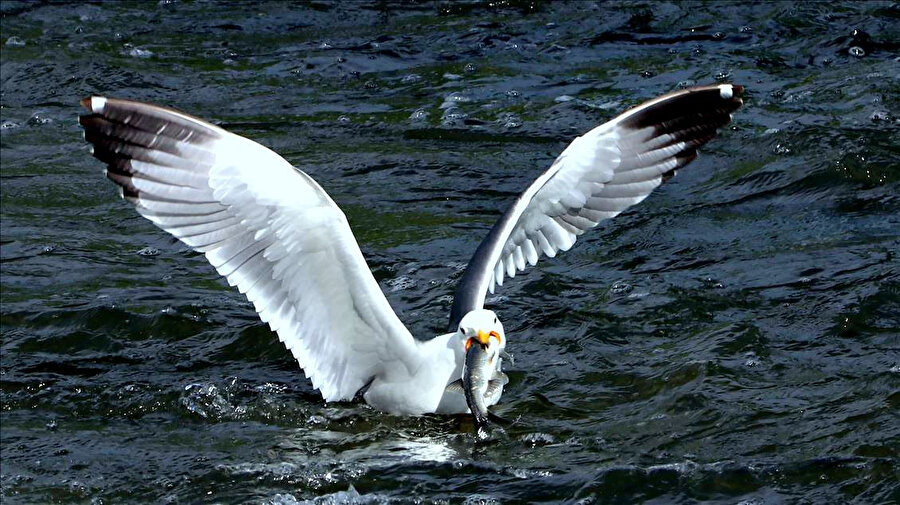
[79,84,744,425]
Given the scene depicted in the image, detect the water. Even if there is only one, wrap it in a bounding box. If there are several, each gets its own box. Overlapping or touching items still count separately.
[2,1,898,503]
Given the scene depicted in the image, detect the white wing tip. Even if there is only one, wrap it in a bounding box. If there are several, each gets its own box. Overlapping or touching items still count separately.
[718,84,733,100]
[81,96,107,113]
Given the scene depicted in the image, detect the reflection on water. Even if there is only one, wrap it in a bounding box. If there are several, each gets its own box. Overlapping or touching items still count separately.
[2,0,899,503]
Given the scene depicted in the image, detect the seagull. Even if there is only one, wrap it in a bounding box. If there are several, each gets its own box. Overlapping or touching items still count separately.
[79,84,744,423]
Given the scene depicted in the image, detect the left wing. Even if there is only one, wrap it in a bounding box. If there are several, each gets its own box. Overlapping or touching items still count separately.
[79,96,423,402]
[449,84,744,329]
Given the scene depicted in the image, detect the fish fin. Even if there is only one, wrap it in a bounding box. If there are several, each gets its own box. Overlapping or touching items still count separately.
[485,378,506,398]
[445,379,465,394]
[500,350,515,366]
[491,370,509,385]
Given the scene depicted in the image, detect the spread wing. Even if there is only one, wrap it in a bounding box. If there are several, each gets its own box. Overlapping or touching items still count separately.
[79,96,422,401]
[449,84,744,329]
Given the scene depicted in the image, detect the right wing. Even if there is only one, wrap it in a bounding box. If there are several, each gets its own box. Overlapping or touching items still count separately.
[449,84,744,329]
[79,96,421,401]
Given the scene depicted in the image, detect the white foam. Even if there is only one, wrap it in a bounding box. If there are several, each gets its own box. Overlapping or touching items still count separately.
[718,85,733,100]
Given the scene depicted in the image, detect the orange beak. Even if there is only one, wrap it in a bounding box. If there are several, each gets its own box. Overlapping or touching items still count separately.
[465,330,501,351]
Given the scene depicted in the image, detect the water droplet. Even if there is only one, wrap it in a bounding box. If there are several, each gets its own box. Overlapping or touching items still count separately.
[401,73,421,83]
[364,80,378,89]
[440,92,470,109]
[610,281,632,295]
[521,432,556,447]
[5,36,25,47]
[848,46,865,58]
[409,109,428,121]
[337,115,350,124]
[497,112,521,128]
[677,80,696,89]
[640,70,655,78]
[319,42,332,50]
[387,276,415,292]
[869,110,890,122]
[464,63,477,73]
[667,47,678,55]
[713,31,725,40]
[1,121,20,129]
[773,143,791,155]
[714,71,731,82]
[440,108,468,126]
[739,25,753,33]
[505,89,520,98]
[46,420,58,431]
[700,277,724,289]
[137,246,159,256]
[268,493,301,505]
[122,45,153,58]
[27,114,52,126]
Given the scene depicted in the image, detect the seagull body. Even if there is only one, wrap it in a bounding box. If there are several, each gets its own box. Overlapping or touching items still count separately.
[79,84,743,419]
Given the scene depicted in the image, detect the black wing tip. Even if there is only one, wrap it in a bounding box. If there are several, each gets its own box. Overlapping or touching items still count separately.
[622,83,745,130]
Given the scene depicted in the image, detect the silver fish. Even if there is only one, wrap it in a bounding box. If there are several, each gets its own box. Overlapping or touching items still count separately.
[443,333,508,431]
[462,341,493,428]
[445,329,510,432]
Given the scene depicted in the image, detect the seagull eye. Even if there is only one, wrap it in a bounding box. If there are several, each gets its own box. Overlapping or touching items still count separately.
[494,317,498,324]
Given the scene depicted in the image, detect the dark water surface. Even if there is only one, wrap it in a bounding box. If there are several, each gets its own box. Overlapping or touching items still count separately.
[2,1,899,503]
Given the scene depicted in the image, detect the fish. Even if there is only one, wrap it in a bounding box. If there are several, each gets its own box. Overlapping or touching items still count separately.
[463,341,493,428]
[447,340,510,432]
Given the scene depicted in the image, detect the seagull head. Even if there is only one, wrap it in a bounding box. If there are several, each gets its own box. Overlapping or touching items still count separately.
[457,309,505,360]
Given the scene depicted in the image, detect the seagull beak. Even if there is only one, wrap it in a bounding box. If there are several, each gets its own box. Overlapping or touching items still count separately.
[476,330,491,347]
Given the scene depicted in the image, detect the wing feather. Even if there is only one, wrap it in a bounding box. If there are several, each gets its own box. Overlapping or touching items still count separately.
[449,84,743,329]
[80,96,422,402]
